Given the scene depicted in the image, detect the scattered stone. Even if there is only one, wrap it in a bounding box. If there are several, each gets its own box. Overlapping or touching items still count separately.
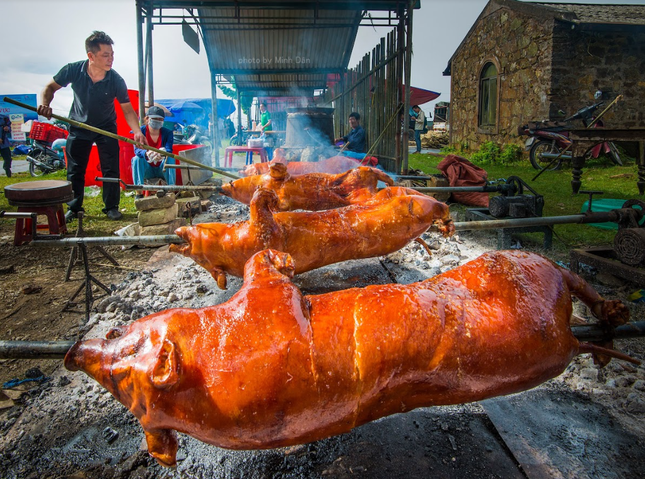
[579,368,599,381]
[134,193,176,212]
[168,293,180,302]
[139,218,187,236]
[176,196,203,218]
[138,203,179,227]
[632,379,645,392]
[102,427,119,444]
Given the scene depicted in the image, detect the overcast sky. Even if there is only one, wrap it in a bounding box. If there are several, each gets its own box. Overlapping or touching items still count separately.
[2,0,642,121]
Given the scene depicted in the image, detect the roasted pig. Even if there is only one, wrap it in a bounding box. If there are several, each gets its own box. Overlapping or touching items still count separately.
[241,151,364,176]
[171,187,453,288]
[221,163,394,211]
[65,249,633,467]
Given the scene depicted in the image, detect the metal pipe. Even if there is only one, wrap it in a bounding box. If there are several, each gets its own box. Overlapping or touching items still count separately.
[28,210,638,248]
[96,177,222,193]
[2,321,643,360]
[135,0,146,126]
[1,97,240,180]
[145,5,154,107]
[407,186,502,193]
[31,235,183,247]
[164,164,211,171]
[571,321,645,342]
[0,340,76,359]
[1,211,38,219]
[454,209,643,231]
[537,153,573,160]
[453,214,587,231]
[401,1,412,173]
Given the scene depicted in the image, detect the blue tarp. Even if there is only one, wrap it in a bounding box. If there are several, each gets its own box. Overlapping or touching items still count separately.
[156,98,236,129]
[0,94,38,122]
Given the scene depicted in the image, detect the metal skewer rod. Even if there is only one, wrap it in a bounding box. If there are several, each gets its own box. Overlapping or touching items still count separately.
[29,209,641,248]
[31,235,184,247]
[404,186,505,193]
[0,340,76,359]
[451,210,636,231]
[26,210,645,247]
[0,211,38,219]
[96,177,222,193]
[2,321,644,359]
[2,96,240,180]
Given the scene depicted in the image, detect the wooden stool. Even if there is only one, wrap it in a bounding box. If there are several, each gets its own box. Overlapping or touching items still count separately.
[14,204,67,246]
[4,180,73,246]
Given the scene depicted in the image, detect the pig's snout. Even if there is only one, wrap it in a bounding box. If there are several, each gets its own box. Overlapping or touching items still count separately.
[64,339,105,380]
[170,227,194,256]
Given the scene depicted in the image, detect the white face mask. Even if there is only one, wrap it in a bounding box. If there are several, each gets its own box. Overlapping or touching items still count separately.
[148,119,164,130]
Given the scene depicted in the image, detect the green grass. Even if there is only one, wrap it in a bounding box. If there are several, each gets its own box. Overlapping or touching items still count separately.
[3,151,641,247]
[408,151,641,251]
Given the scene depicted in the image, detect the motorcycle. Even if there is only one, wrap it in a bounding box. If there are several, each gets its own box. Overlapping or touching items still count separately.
[519,97,622,171]
[26,139,67,177]
[173,123,213,148]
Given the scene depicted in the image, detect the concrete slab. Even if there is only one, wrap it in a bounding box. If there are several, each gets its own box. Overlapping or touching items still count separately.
[482,387,645,479]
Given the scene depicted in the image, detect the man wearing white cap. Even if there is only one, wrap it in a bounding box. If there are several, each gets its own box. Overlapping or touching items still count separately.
[131,105,175,197]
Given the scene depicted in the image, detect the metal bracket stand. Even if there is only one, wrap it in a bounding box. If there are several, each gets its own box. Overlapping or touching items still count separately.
[65,213,119,281]
[63,213,115,321]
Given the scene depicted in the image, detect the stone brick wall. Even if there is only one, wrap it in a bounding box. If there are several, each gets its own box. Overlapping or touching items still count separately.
[450,5,555,151]
[449,3,645,151]
[550,23,645,129]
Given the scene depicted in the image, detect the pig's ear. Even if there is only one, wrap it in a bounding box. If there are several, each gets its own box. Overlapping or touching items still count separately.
[151,339,179,389]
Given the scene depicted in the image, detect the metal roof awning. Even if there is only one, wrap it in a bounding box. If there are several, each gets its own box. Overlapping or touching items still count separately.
[144,0,418,94]
[197,6,362,94]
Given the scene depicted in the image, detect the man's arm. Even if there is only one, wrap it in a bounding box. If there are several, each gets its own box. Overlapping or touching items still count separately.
[120,102,146,145]
[133,126,147,158]
[37,80,63,120]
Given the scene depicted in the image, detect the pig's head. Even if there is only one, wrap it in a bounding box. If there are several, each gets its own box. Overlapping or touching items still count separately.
[64,315,181,415]
[170,224,230,289]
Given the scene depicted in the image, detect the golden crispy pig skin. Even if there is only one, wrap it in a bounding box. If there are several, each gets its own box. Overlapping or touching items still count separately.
[170,187,453,288]
[220,163,394,211]
[241,152,365,177]
[64,249,629,467]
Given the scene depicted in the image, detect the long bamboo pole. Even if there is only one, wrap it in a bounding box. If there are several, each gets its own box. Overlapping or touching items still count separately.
[2,97,240,180]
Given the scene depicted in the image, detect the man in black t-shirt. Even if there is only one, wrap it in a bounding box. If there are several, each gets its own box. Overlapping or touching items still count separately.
[38,31,145,222]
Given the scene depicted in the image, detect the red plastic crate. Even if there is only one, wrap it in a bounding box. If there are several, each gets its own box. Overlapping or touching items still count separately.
[30,121,69,143]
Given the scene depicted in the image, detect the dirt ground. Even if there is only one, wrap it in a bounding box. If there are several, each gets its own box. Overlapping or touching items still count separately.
[0,221,156,387]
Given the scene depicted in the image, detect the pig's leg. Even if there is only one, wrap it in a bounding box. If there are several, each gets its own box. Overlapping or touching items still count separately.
[560,267,629,327]
[248,189,283,249]
[249,188,279,226]
[144,428,178,468]
[243,249,296,282]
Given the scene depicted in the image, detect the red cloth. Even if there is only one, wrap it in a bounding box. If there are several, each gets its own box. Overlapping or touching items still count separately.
[436,154,489,207]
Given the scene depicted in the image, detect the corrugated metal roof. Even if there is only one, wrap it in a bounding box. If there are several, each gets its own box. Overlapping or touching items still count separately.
[528,2,645,26]
[149,0,415,93]
[153,1,414,10]
[198,7,362,74]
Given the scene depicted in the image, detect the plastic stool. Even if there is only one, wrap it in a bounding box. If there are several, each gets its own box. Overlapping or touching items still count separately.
[14,204,67,246]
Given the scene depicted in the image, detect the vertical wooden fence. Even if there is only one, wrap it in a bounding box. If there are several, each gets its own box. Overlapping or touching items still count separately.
[319,26,407,174]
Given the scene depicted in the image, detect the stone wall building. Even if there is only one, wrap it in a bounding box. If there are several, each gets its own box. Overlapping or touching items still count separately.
[444,0,645,151]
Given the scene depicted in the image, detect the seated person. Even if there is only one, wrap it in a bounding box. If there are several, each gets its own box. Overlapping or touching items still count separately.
[334,111,366,160]
[131,106,175,196]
